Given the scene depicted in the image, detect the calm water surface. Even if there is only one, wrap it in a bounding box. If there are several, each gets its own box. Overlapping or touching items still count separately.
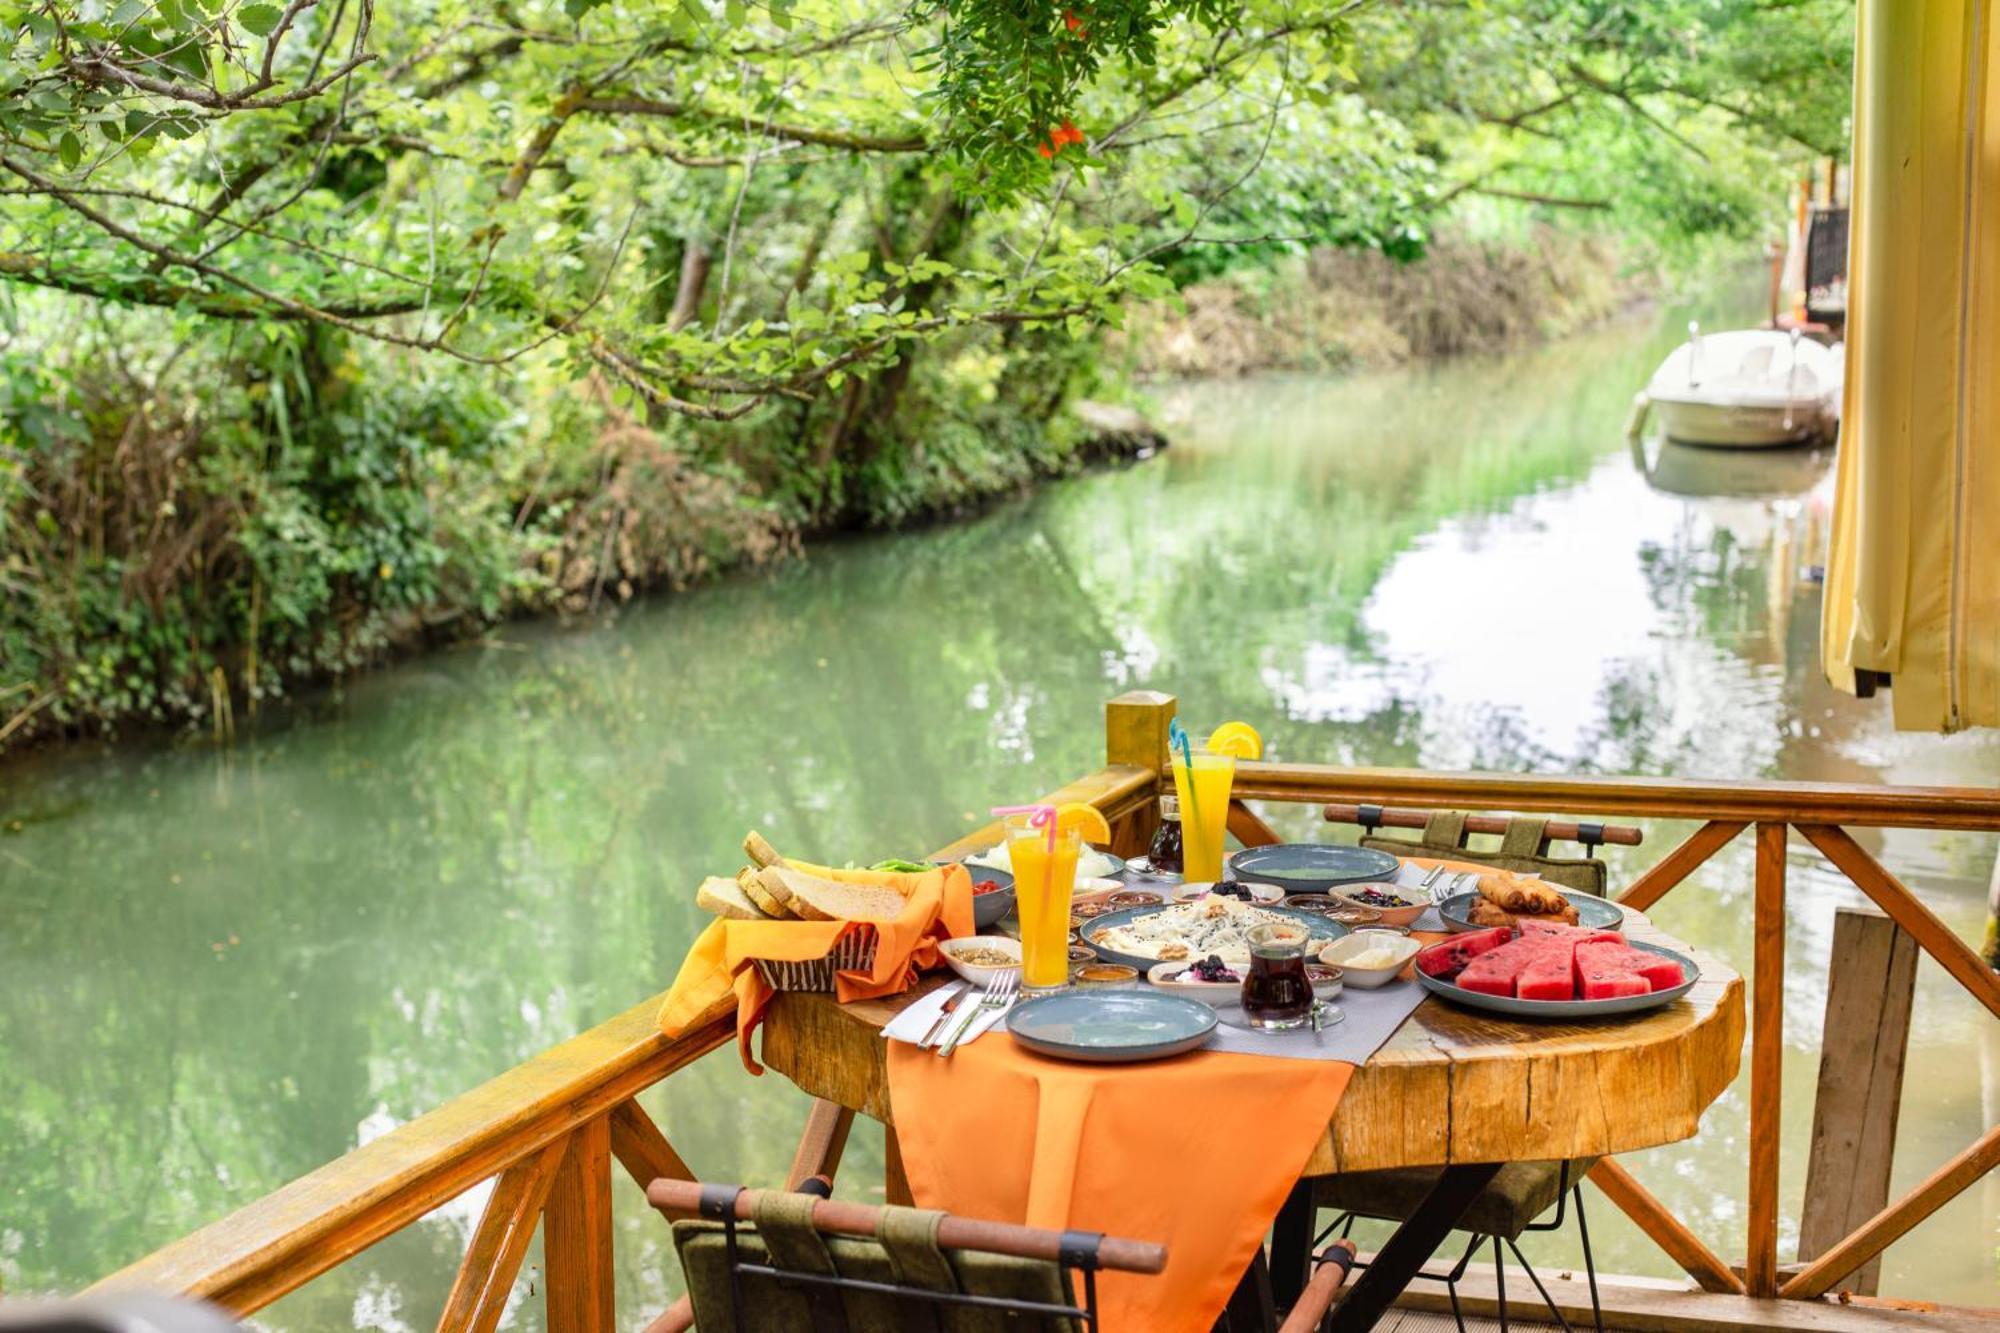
[5,296,1998,1324]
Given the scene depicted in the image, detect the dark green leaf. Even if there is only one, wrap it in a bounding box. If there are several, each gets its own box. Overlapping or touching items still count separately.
[236,3,282,36]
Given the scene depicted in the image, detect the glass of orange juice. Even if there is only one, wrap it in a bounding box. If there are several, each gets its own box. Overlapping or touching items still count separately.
[1171,747,1237,882]
[1004,815,1082,991]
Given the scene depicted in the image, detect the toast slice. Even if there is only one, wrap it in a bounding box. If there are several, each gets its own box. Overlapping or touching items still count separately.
[759,865,906,923]
[738,865,795,918]
[752,863,805,915]
[743,831,785,870]
[696,875,773,921]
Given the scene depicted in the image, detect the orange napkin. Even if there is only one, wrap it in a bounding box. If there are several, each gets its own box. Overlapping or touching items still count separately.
[661,864,974,1072]
[887,1040,1351,1331]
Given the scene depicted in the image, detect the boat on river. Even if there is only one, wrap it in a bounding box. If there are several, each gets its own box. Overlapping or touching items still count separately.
[1634,325,1842,447]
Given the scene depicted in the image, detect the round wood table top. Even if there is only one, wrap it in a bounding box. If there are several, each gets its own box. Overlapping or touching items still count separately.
[759,906,1743,1173]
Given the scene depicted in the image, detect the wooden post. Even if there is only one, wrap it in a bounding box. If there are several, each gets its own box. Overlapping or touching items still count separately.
[1746,821,1787,1298]
[1105,691,1176,858]
[1796,909,1917,1295]
[786,1099,855,1191]
[545,1117,614,1332]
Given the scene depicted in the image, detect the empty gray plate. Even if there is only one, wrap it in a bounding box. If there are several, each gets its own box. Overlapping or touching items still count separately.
[1007,991,1217,1063]
[1227,844,1401,894]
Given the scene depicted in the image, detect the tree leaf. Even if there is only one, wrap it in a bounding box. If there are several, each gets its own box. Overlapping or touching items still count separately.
[236,3,282,36]
[57,130,81,169]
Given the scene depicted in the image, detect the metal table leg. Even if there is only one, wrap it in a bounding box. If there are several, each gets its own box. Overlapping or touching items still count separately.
[1325,1163,1503,1332]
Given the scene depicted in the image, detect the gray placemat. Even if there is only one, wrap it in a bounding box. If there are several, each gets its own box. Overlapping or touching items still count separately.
[1190,976,1426,1063]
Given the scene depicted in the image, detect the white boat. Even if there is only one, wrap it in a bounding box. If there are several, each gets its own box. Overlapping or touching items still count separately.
[1634,325,1843,448]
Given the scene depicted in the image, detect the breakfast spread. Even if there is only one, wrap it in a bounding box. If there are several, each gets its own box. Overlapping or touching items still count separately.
[1416,922,1687,1002]
[1463,870,1581,929]
[1091,895,1310,963]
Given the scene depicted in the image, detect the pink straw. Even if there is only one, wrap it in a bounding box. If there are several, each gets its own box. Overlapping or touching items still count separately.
[991,803,1057,854]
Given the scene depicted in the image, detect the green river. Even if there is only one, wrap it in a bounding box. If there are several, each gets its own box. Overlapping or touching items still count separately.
[4,294,1997,1325]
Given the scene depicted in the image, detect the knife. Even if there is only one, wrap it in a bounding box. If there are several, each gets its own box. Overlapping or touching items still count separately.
[915,983,969,1048]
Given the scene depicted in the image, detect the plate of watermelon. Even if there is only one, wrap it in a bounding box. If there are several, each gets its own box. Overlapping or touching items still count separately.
[1414,922,1699,1018]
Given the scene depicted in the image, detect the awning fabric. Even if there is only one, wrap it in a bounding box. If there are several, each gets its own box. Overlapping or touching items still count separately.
[1823,0,2000,732]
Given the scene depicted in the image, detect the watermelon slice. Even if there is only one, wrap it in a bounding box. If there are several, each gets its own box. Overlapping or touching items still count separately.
[1455,958,1517,996]
[1627,951,1686,991]
[1457,943,1538,997]
[1577,968,1649,1000]
[1415,927,1513,980]
[1577,941,1684,992]
[1517,942,1578,1001]
[1518,920,1586,939]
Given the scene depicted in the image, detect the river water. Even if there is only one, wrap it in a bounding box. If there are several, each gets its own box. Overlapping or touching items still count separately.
[4,293,1997,1325]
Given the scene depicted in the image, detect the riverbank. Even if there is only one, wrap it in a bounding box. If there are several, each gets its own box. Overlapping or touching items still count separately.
[1114,227,1645,379]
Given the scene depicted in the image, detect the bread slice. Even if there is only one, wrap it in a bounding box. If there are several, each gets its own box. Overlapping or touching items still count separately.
[759,866,906,923]
[697,875,772,921]
[752,863,803,915]
[743,831,785,870]
[738,865,795,919]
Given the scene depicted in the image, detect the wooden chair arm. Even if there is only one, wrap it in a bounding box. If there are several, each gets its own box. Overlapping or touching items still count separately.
[1277,1241,1358,1333]
[647,1180,1167,1274]
[1323,803,1644,846]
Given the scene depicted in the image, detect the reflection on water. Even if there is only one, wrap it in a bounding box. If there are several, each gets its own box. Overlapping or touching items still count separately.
[3,296,1997,1321]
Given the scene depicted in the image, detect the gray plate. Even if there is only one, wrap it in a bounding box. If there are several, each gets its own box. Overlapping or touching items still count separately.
[1007,990,1217,1063]
[1436,889,1625,933]
[1227,844,1401,895]
[1079,903,1348,974]
[1416,938,1700,1019]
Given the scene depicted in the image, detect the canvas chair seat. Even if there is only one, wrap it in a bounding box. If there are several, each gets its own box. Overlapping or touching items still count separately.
[672,1192,1083,1333]
[1309,1159,1592,1242]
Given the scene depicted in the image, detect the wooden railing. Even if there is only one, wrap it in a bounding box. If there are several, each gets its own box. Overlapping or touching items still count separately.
[81,689,1998,1329]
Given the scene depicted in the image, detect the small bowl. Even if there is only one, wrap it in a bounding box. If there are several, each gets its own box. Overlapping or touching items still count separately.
[1073,877,1125,905]
[1148,959,1245,1007]
[1305,963,1345,1000]
[1072,962,1140,989]
[1319,931,1421,988]
[1277,892,1378,923]
[1067,943,1098,965]
[1070,901,1110,920]
[960,866,1017,929]
[1107,890,1165,909]
[1329,883,1427,927]
[1169,880,1285,906]
[939,936,1023,987]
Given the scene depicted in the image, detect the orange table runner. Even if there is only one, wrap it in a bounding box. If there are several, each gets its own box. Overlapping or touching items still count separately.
[887,1041,1351,1331]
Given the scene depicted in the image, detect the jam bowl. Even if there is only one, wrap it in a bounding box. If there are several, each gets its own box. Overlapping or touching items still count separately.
[1328,883,1426,927]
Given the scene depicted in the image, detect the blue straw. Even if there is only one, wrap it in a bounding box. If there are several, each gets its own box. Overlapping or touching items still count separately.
[1169,719,1197,820]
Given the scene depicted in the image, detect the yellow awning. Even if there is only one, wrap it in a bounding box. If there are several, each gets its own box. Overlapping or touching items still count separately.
[1823,0,2000,732]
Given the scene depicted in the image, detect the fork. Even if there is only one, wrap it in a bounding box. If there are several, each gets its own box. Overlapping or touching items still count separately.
[935,971,1019,1058]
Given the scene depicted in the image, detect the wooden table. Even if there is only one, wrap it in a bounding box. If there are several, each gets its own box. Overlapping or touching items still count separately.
[760,909,1743,1330]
